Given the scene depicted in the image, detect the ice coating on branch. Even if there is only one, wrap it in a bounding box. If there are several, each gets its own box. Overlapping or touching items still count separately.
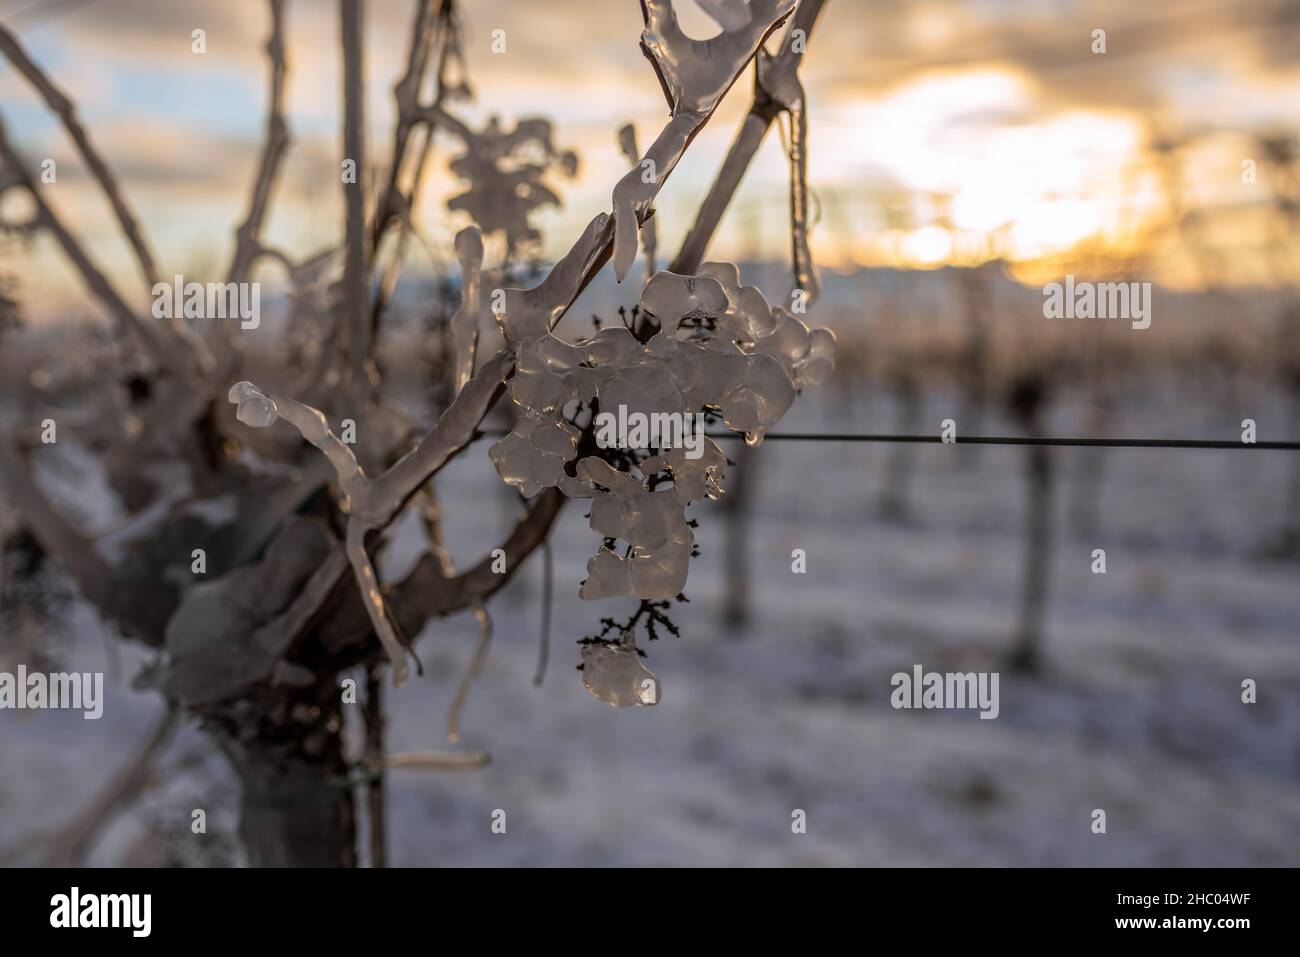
[226,379,410,686]
[492,212,612,346]
[489,262,833,600]
[617,123,657,279]
[346,520,410,688]
[581,640,660,708]
[757,43,820,305]
[228,381,279,428]
[639,0,795,116]
[696,0,753,31]
[450,227,484,392]
[611,0,796,279]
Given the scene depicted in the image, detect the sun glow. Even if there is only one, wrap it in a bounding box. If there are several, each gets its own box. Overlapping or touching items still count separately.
[827,68,1157,270]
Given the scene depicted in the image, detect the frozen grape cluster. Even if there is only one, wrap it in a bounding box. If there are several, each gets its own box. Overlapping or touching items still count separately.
[490,264,835,601]
[448,116,579,257]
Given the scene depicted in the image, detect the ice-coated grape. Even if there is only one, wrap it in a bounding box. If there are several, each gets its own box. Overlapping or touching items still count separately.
[580,640,660,707]
[489,410,580,498]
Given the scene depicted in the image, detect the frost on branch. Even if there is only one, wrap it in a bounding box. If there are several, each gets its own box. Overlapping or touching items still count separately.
[489,263,835,601]
[611,0,797,279]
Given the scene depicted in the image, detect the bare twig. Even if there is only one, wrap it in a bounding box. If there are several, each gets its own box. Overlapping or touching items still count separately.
[0,433,113,610]
[0,117,192,377]
[370,0,439,259]
[340,0,370,391]
[368,0,463,340]
[532,537,553,686]
[364,668,385,867]
[379,750,489,770]
[228,0,291,286]
[446,604,491,743]
[0,22,160,289]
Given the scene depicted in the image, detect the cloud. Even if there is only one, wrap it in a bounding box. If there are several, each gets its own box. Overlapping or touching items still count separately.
[3,0,1298,298]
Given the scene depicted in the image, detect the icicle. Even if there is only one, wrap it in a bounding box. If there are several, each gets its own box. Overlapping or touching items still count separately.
[449,226,483,392]
[617,123,657,280]
[446,605,492,743]
[757,46,820,306]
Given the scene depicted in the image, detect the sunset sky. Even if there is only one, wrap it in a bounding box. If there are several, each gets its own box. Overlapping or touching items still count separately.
[2,0,1298,319]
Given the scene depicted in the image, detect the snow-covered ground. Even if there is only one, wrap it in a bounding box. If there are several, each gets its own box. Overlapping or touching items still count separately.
[3,373,1299,866]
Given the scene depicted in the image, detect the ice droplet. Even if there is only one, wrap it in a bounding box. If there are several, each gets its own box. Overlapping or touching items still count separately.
[581,641,660,707]
[745,429,764,448]
[227,381,279,428]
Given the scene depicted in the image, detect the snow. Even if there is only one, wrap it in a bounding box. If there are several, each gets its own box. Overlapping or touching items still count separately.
[4,361,1299,866]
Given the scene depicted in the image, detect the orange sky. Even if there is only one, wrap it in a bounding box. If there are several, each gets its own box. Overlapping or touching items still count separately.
[2,0,1299,320]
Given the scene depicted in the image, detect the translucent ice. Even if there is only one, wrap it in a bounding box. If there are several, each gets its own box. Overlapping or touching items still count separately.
[611,0,796,279]
[450,227,484,392]
[228,381,279,428]
[488,259,832,602]
[580,640,660,707]
[489,410,580,498]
